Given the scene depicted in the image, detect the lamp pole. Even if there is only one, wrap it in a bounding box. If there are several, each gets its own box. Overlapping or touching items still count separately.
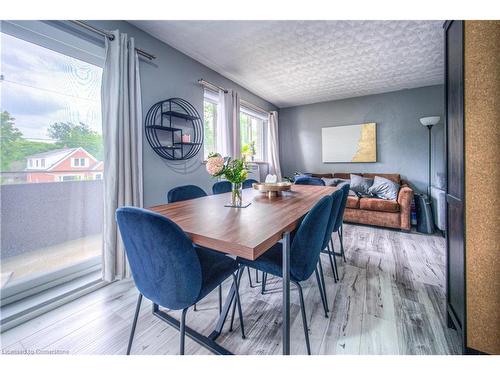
[427,124,433,197]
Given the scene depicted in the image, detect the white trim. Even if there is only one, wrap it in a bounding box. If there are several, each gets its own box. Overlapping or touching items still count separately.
[203,87,220,103]
[240,104,269,121]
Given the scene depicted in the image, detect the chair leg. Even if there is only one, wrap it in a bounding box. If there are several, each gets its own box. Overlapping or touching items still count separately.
[179,308,188,355]
[233,272,246,339]
[339,225,346,262]
[326,244,337,284]
[218,285,222,314]
[314,268,328,318]
[327,242,339,282]
[317,260,329,312]
[255,269,260,283]
[330,238,340,281]
[193,303,197,311]
[126,293,143,355]
[246,266,254,288]
[261,272,267,294]
[292,281,311,355]
[229,295,237,332]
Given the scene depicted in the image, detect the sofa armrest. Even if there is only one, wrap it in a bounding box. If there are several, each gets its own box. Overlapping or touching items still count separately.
[397,186,414,231]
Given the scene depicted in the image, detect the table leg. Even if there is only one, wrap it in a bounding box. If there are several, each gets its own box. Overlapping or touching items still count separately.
[282,231,291,355]
[208,269,240,341]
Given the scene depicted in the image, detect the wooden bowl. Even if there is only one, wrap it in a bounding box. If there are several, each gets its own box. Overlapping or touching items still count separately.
[252,182,292,198]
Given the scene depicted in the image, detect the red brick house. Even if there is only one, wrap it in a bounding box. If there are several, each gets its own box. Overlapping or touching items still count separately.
[25,147,104,183]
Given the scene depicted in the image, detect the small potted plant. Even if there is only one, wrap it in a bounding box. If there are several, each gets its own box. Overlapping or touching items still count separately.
[206,153,249,207]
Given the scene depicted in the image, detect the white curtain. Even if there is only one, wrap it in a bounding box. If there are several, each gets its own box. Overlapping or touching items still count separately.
[217,89,240,158]
[267,111,282,180]
[101,30,144,282]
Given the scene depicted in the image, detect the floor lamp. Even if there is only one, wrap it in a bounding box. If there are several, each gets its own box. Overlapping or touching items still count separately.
[419,116,441,197]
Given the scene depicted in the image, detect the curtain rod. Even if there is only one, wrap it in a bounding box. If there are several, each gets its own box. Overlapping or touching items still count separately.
[198,78,228,93]
[70,20,156,60]
[198,78,270,115]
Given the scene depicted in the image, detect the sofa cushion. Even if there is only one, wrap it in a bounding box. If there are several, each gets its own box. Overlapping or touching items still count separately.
[359,197,400,213]
[362,173,401,185]
[346,195,360,208]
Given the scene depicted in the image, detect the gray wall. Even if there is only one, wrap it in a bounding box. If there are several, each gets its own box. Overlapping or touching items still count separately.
[87,21,277,207]
[279,85,445,193]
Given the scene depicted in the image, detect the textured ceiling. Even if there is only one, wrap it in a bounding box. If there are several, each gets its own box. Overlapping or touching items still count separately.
[131,20,444,108]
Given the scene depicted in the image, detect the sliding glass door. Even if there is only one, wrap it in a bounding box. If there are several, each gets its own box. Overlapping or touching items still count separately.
[0,28,104,302]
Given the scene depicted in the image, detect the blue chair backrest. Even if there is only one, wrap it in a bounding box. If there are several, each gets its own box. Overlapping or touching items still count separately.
[243,179,258,189]
[212,181,232,195]
[333,184,350,231]
[116,207,202,310]
[321,189,344,250]
[294,176,325,186]
[167,185,207,203]
[290,195,332,281]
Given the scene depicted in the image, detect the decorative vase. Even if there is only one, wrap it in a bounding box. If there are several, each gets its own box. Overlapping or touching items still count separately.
[231,182,243,207]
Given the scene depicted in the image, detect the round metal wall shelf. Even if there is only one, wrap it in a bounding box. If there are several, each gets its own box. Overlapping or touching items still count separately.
[145,98,203,161]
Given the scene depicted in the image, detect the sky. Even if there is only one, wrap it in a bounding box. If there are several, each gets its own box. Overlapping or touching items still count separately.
[0,32,103,140]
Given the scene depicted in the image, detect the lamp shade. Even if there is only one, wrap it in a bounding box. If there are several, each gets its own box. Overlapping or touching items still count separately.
[419,116,440,127]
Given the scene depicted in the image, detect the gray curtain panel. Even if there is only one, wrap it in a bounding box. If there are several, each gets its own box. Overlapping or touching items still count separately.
[101,30,144,282]
[267,111,282,180]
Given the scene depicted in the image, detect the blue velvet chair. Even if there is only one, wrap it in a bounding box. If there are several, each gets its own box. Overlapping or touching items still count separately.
[116,207,245,355]
[167,184,207,203]
[236,195,333,354]
[320,189,344,287]
[212,181,232,195]
[331,184,350,262]
[294,176,325,186]
[243,179,258,189]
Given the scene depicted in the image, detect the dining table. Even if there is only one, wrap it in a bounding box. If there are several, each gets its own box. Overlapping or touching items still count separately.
[149,183,337,355]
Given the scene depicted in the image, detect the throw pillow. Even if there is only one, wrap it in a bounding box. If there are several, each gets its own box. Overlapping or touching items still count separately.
[368,176,400,200]
[350,174,374,196]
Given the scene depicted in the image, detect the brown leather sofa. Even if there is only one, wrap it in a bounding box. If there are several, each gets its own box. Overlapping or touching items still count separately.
[312,172,414,231]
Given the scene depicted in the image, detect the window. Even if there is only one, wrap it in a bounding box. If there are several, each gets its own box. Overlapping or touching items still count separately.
[0,28,104,307]
[203,89,218,159]
[202,88,268,162]
[72,157,87,167]
[240,106,267,162]
[60,175,82,181]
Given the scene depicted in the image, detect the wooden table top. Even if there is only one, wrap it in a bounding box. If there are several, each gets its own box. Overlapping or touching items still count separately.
[149,184,337,260]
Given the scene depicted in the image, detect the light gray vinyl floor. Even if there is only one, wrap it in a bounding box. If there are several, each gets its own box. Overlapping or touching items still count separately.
[0,224,461,355]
